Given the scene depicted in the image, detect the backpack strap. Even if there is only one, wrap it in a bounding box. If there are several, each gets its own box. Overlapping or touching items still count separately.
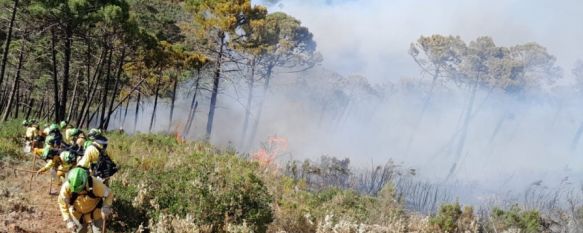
[68,173,101,206]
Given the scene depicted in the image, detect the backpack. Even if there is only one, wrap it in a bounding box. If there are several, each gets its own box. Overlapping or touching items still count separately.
[49,130,63,146]
[69,172,103,208]
[91,145,118,179]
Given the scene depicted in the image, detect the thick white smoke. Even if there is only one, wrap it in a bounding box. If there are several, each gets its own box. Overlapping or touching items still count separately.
[109,0,583,206]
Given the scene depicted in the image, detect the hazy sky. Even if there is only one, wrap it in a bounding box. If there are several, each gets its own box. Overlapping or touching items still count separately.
[255,0,583,83]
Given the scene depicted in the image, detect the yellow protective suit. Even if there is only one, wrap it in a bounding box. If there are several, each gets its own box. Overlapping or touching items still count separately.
[58,177,113,223]
[37,152,75,184]
[77,143,103,169]
[25,126,38,141]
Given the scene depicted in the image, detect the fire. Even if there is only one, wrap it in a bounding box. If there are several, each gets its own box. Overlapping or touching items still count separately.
[252,136,289,168]
[172,121,186,144]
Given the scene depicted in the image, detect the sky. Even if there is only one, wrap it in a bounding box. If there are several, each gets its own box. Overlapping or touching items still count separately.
[255,0,583,83]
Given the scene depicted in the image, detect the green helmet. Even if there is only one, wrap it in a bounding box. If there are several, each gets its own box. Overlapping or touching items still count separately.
[49,123,59,132]
[70,128,81,137]
[45,135,56,145]
[41,145,55,160]
[67,168,89,193]
[83,140,93,150]
[60,151,76,164]
[60,121,68,129]
[88,128,102,139]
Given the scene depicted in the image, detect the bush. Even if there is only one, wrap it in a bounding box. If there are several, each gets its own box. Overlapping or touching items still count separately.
[0,119,26,162]
[108,133,273,232]
[490,205,548,233]
[430,202,478,233]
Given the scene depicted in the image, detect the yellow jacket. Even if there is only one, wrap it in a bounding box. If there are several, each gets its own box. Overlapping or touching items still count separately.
[58,177,113,222]
[64,128,76,145]
[25,127,38,140]
[38,153,74,174]
[77,143,102,169]
[33,148,44,158]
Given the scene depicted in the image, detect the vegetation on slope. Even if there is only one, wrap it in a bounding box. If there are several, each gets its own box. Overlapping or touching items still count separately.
[0,119,566,233]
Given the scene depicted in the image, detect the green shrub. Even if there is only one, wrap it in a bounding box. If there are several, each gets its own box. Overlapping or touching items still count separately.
[108,133,273,232]
[490,205,548,233]
[431,203,463,232]
[429,202,479,233]
[0,119,27,162]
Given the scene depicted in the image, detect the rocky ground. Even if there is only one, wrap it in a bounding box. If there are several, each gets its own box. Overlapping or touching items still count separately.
[0,157,67,233]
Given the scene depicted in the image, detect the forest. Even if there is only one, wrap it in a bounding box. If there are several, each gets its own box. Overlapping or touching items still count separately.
[3,0,583,232]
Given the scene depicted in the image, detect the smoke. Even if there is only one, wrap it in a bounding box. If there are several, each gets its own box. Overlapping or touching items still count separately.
[109,0,583,207]
[255,0,583,83]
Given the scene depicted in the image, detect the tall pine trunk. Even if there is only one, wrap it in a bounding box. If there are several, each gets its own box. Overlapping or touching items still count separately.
[206,32,225,140]
[446,74,480,180]
[571,122,583,150]
[247,64,274,148]
[240,57,256,146]
[169,74,178,131]
[184,70,202,136]
[60,25,73,121]
[13,78,19,118]
[26,98,33,120]
[1,40,24,121]
[405,68,440,154]
[122,96,130,126]
[149,74,162,133]
[0,0,18,89]
[104,48,126,130]
[77,46,105,126]
[134,89,141,132]
[66,72,79,121]
[51,29,61,122]
[99,48,113,129]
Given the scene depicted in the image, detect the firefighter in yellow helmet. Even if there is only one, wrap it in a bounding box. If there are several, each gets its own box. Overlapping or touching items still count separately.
[36,150,77,185]
[58,167,113,233]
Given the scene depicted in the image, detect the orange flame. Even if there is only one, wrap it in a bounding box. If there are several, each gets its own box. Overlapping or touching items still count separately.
[253,136,289,168]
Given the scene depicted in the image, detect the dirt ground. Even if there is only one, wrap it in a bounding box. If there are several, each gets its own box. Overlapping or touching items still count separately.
[0,158,68,233]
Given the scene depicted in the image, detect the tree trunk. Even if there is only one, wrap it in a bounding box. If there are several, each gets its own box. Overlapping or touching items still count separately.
[104,48,126,130]
[240,57,256,146]
[13,78,19,118]
[489,113,509,144]
[169,74,178,130]
[184,70,202,136]
[149,74,162,133]
[66,72,79,121]
[247,63,274,148]
[36,98,45,119]
[0,0,18,89]
[99,48,113,129]
[76,40,93,125]
[405,68,440,154]
[134,89,141,132]
[26,98,33,120]
[77,46,105,126]
[60,25,73,121]
[1,41,23,121]
[205,32,226,140]
[122,95,130,126]
[51,29,61,122]
[447,74,480,181]
[571,122,583,151]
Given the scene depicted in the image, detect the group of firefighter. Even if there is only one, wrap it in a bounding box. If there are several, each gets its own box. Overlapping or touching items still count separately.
[22,119,118,233]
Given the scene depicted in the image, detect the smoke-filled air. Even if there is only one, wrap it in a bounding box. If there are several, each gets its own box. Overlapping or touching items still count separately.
[3,0,583,232]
